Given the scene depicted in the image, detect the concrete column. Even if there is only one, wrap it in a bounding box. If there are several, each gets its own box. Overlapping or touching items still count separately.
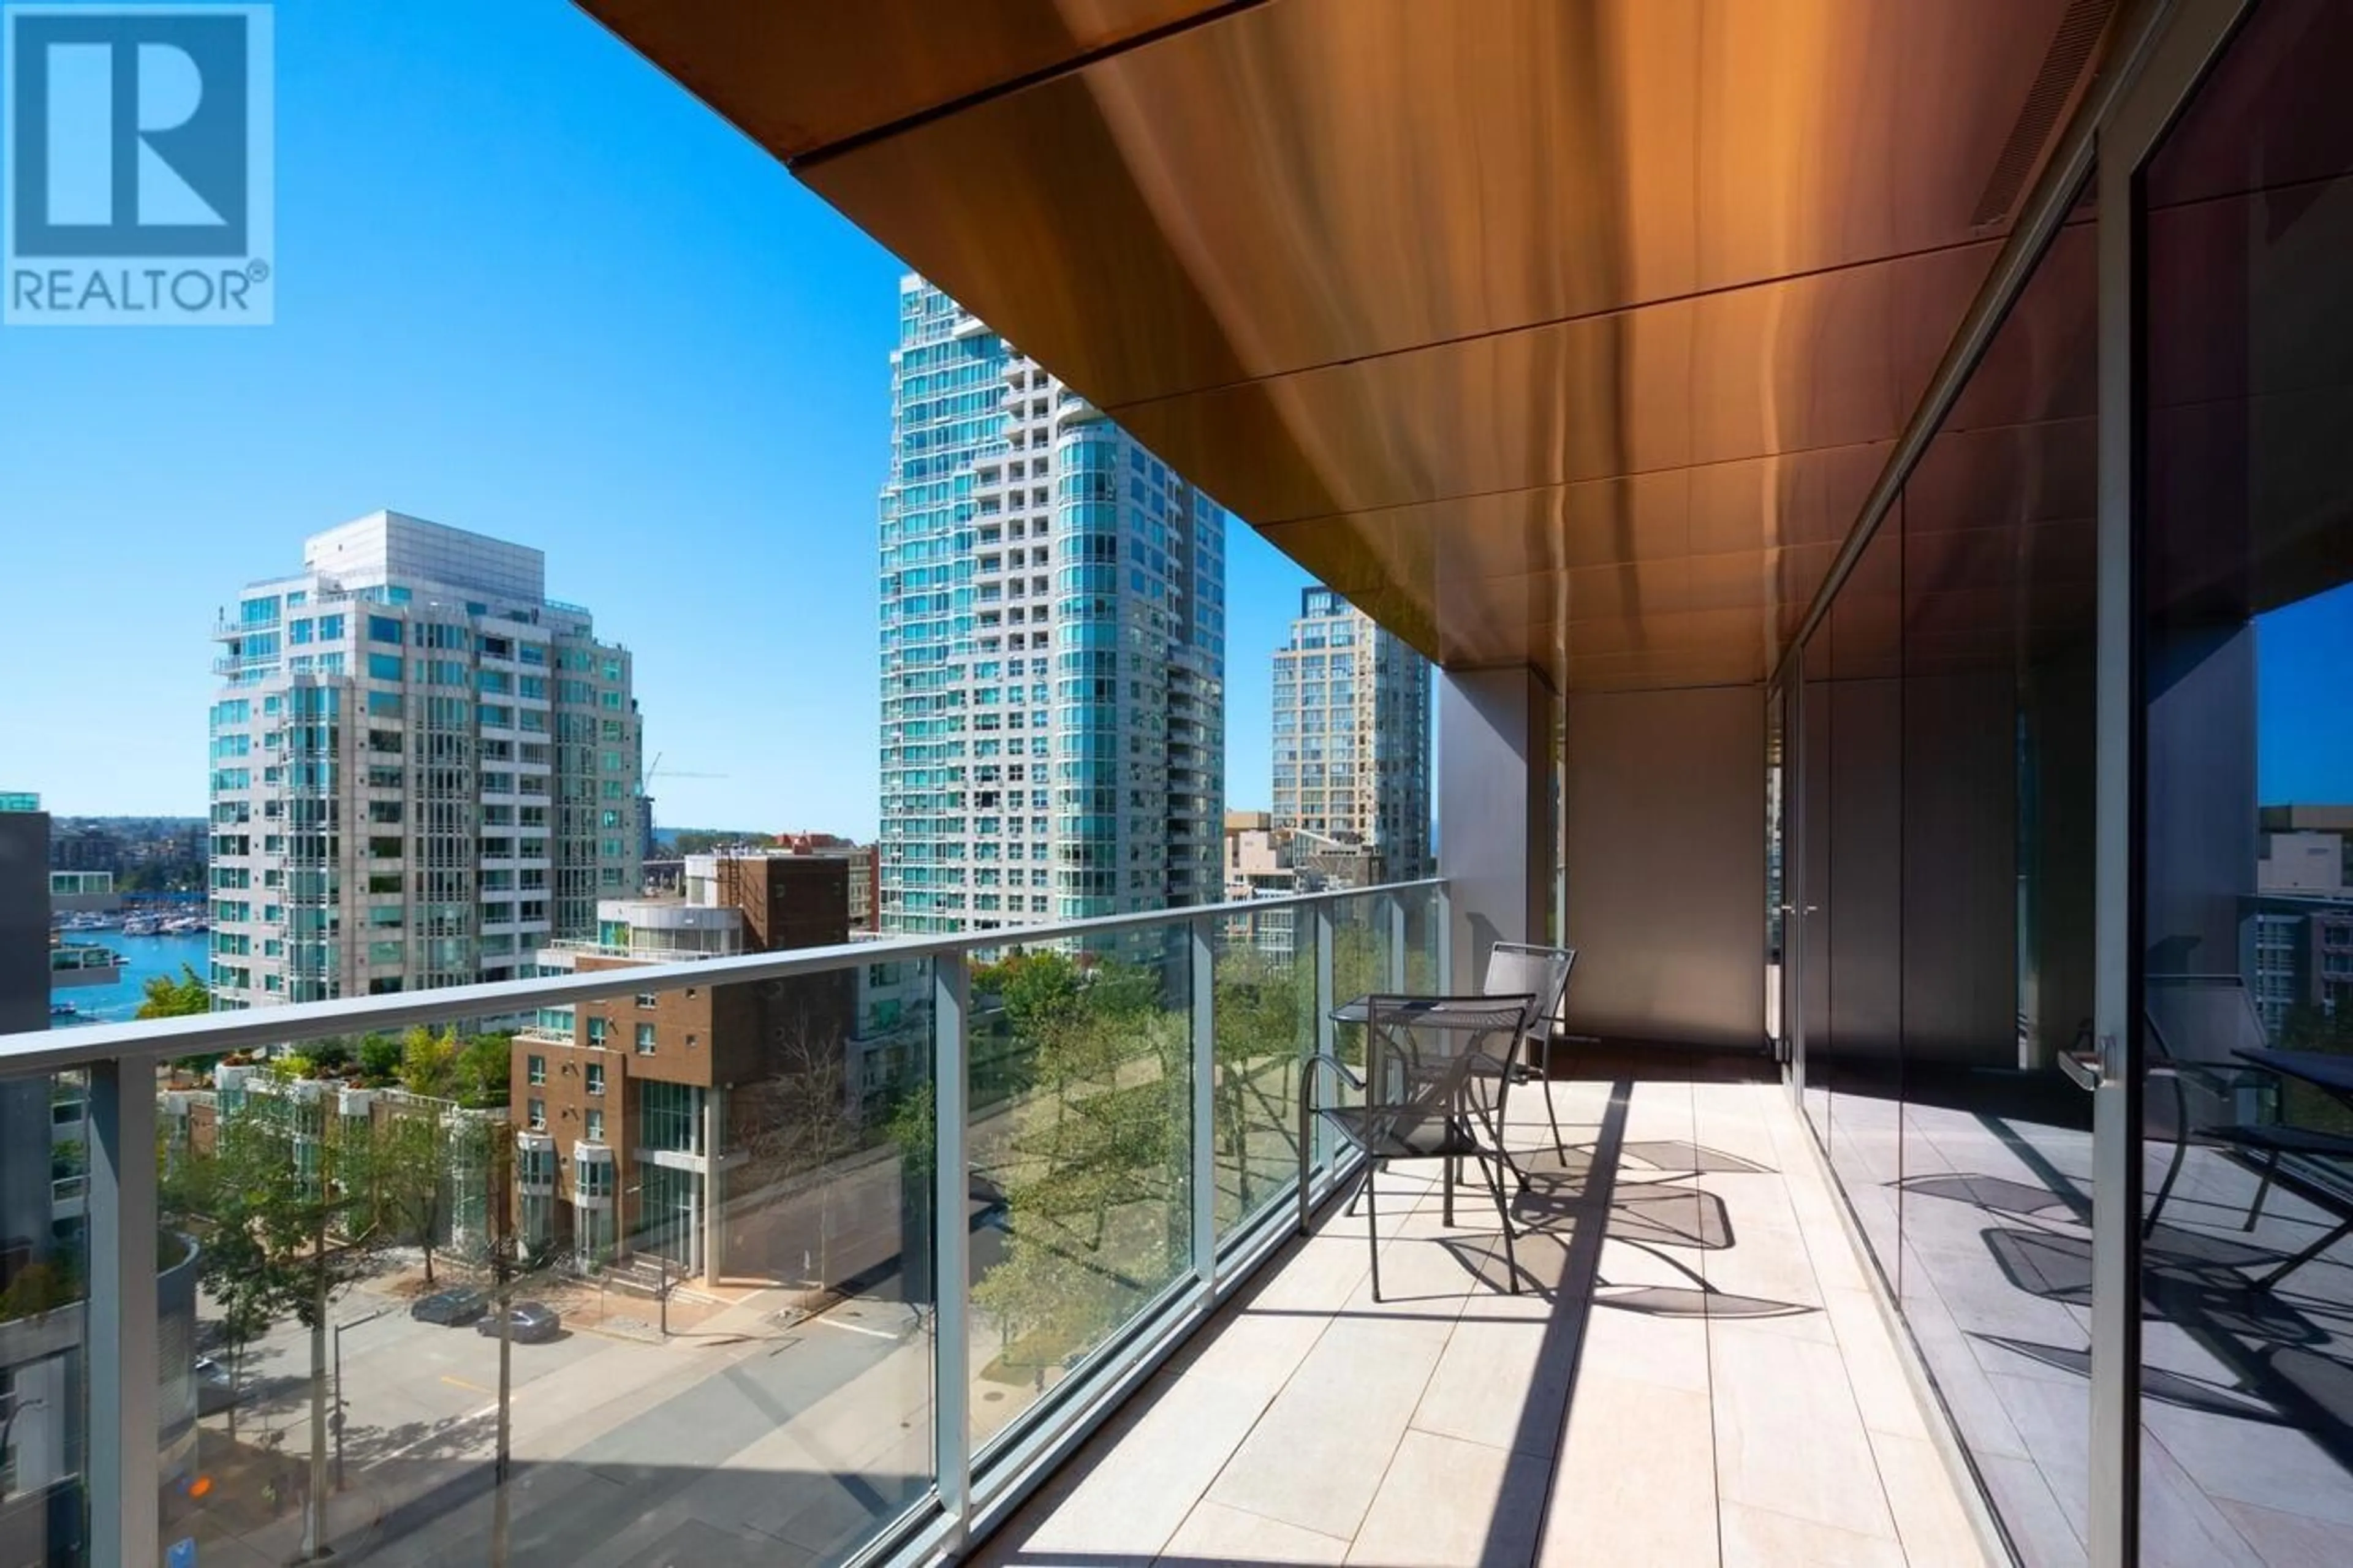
[2144,621,2257,974]
[1438,667,1556,989]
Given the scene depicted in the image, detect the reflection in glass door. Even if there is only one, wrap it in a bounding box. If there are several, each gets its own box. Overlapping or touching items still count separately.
[2133,1,2353,1559]
[1767,682,1790,1067]
[1799,632,1833,1147]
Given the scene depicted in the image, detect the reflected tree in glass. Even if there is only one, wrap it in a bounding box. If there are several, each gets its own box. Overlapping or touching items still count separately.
[164,1074,388,1557]
[969,949,1190,1387]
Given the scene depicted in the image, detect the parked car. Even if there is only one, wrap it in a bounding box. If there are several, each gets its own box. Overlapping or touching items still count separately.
[192,1355,240,1416]
[409,1287,490,1326]
[474,1301,562,1343]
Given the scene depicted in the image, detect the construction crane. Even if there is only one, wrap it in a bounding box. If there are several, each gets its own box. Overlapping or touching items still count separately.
[638,751,727,797]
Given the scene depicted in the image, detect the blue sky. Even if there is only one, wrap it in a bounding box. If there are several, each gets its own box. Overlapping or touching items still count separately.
[0,0,1308,836]
[5,2,2346,835]
[2257,592,2353,806]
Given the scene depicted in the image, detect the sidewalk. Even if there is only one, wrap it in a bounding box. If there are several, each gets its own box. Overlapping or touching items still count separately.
[165,1430,390,1568]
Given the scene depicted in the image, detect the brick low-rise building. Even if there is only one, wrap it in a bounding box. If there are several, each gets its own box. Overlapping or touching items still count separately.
[513,855,869,1283]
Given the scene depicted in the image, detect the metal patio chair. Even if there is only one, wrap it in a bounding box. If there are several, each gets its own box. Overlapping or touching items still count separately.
[1298,993,1536,1301]
[1480,942,1578,1161]
[2142,977,2353,1286]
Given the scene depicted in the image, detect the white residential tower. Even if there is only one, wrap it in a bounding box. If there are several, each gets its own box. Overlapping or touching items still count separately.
[208,511,642,1006]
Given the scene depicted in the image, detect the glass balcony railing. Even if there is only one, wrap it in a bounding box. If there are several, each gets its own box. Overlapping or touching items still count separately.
[0,878,1444,1567]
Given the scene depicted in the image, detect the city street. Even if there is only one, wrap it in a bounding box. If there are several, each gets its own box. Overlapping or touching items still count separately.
[156,1059,1256,1564]
[170,1269,936,1567]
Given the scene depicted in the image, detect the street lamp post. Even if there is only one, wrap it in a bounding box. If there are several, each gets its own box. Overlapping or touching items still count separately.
[329,1308,387,1492]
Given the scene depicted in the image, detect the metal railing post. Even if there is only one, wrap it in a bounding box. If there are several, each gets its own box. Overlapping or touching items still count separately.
[1313,901,1336,1181]
[1374,885,1393,984]
[89,1056,160,1568]
[1191,915,1217,1290]
[1436,882,1455,993]
[932,954,972,1550]
[0,881,1449,1568]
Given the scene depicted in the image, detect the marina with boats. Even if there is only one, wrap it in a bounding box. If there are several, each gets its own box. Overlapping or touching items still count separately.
[47,915,212,1026]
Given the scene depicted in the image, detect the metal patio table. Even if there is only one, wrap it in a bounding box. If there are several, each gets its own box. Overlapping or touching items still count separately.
[1301,993,1536,1300]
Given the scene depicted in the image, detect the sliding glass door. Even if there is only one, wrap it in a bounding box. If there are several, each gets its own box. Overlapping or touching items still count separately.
[2129,1,2353,1559]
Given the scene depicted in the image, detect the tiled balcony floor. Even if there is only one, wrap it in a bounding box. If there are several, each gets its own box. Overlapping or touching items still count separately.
[973,1066,1988,1567]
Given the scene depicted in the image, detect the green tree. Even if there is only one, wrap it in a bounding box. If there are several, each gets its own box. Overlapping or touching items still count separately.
[357,1033,404,1085]
[453,1033,513,1109]
[2279,1001,2353,1053]
[0,1259,75,1322]
[971,955,1191,1373]
[2277,1003,2353,1135]
[135,963,211,1020]
[163,1144,273,1440]
[165,1086,390,1553]
[397,1025,461,1099]
[882,1078,938,1308]
[1208,946,1312,1221]
[369,1105,454,1285]
[673,829,771,855]
[977,951,1082,1035]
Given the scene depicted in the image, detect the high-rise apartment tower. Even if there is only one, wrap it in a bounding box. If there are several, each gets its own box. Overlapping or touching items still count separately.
[1271,588,1432,884]
[879,279,1226,934]
[208,511,642,1006]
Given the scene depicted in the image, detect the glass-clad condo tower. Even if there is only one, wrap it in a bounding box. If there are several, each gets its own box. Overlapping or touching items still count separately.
[880,278,1226,934]
[1272,588,1433,882]
[208,512,642,1006]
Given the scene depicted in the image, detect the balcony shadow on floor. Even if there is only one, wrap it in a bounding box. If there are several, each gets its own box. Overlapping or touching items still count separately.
[1900,1162,2353,1476]
[983,1076,1821,1568]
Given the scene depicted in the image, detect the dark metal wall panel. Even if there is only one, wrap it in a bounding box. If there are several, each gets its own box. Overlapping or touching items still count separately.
[1561,685,1764,1046]
[1897,670,2021,1065]
[1828,677,1905,1061]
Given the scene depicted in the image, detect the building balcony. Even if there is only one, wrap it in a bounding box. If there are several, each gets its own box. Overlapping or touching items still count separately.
[0,875,2020,1568]
[977,1064,1975,1568]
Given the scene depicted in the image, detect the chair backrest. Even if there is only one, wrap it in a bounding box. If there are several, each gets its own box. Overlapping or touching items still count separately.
[1483,942,1576,1039]
[2143,974,2270,1137]
[2145,974,2268,1069]
[1360,994,1534,1132]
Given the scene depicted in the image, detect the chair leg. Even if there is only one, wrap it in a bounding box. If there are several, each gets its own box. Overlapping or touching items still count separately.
[1472,1095,1533,1192]
[2143,1124,2189,1241]
[1363,1162,1382,1303]
[1475,1149,1520,1293]
[1537,1039,1567,1157]
[1347,1158,1378,1218]
[2245,1151,2280,1233]
[2253,1213,2353,1291]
